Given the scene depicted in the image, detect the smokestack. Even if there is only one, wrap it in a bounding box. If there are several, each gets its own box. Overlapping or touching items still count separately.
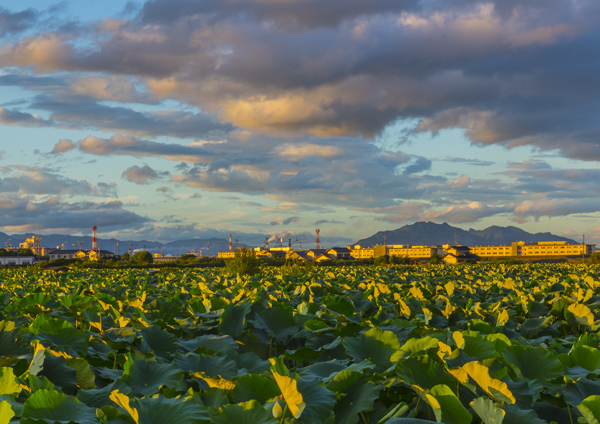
[92,225,98,251]
[266,239,269,249]
[288,237,292,249]
[229,234,232,252]
[315,228,320,249]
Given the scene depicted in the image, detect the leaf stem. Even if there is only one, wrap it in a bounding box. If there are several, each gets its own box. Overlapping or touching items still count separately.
[360,411,368,424]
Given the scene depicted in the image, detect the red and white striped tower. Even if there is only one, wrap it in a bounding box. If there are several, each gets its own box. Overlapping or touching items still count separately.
[229,234,232,252]
[315,228,320,249]
[266,239,269,249]
[92,225,98,251]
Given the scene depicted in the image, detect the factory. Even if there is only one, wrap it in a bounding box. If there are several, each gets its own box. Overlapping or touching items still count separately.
[47,226,115,261]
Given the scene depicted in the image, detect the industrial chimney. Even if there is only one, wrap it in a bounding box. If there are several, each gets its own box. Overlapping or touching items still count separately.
[229,234,232,252]
[92,225,98,251]
[315,228,320,249]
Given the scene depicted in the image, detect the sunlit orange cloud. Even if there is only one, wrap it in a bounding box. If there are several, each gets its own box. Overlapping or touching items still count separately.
[0,34,73,72]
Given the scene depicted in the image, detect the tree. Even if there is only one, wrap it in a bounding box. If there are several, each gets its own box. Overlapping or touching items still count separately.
[224,248,260,276]
[120,251,131,261]
[588,252,600,264]
[430,252,442,265]
[131,251,153,264]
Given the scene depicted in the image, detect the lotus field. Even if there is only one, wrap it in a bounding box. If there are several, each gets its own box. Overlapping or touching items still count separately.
[2,264,600,423]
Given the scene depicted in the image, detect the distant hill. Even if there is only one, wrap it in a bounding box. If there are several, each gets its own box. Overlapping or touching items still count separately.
[355,222,578,247]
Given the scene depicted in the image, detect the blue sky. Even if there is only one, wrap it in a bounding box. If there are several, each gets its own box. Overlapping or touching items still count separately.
[1,0,600,247]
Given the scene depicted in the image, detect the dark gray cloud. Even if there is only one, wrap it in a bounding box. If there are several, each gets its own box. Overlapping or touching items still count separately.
[0,166,117,197]
[0,7,39,37]
[0,107,53,127]
[30,94,231,138]
[122,165,168,184]
[0,196,149,233]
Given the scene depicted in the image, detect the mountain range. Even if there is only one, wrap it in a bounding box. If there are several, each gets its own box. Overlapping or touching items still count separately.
[0,222,582,256]
[355,222,579,247]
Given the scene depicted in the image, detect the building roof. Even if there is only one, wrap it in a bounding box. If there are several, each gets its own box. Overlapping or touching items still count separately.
[328,247,351,253]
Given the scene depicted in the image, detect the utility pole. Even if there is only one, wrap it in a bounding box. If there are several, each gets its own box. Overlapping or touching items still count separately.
[582,233,586,261]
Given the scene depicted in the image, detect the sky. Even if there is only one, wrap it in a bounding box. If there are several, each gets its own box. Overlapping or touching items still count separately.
[1,0,600,247]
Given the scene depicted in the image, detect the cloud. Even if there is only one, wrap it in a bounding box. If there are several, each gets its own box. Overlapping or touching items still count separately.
[50,139,75,154]
[420,202,510,224]
[121,165,166,184]
[0,107,53,127]
[0,166,117,197]
[0,196,149,233]
[513,199,600,222]
[0,7,39,36]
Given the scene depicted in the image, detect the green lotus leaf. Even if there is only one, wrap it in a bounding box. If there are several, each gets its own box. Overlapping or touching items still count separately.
[502,345,563,382]
[396,357,456,390]
[567,345,600,372]
[0,400,15,424]
[0,321,29,358]
[429,384,472,424]
[140,326,178,360]
[178,335,238,355]
[578,395,600,424]
[38,354,78,395]
[298,361,347,381]
[30,316,88,356]
[103,327,139,343]
[133,395,210,424]
[211,399,277,424]
[121,355,181,397]
[323,297,355,316]
[175,353,237,379]
[66,358,96,390]
[198,387,230,409]
[398,336,440,359]
[232,374,280,404]
[219,303,251,338]
[0,367,21,396]
[470,397,504,424]
[253,304,299,343]
[564,378,600,407]
[76,380,131,408]
[233,352,271,376]
[386,419,441,423]
[502,404,546,424]
[343,328,401,372]
[21,389,98,424]
[460,335,497,359]
[326,370,380,424]
[295,379,337,424]
[518,317,553,337]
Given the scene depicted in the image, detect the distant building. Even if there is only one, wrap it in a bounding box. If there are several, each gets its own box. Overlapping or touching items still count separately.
[48,249,115,260]
[327,247,351,259]
[442,245,480,264]
[0,256,34,265]
[349,245,375,259]
[471,241,595,258]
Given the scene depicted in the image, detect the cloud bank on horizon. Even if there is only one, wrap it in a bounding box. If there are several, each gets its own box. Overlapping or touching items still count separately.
[1,0,600,244]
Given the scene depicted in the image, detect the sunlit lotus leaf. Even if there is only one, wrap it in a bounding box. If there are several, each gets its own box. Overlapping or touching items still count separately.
[0,400,15,424]
[133,395,210,424]
[578,395,600,424]
[103,327,138,343]
[219,303,251,337]
[326,370,380,424]
[470,397,504,424]
[21,389,98,424]
[178,334,239,355]
[398,336,439,359]
[121,355,181,396]
[211,400,277,424]
[429,384,472,424]
[0,367,21,396]
[456,362,515,404]
[110,390,139,423]
[232,374,280,404]
[140,326,178,360]
[343,328,401,372]
[502,345,563,382]
[270,369,304,418]
[567,303,594,326]
[175,353,238,379]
